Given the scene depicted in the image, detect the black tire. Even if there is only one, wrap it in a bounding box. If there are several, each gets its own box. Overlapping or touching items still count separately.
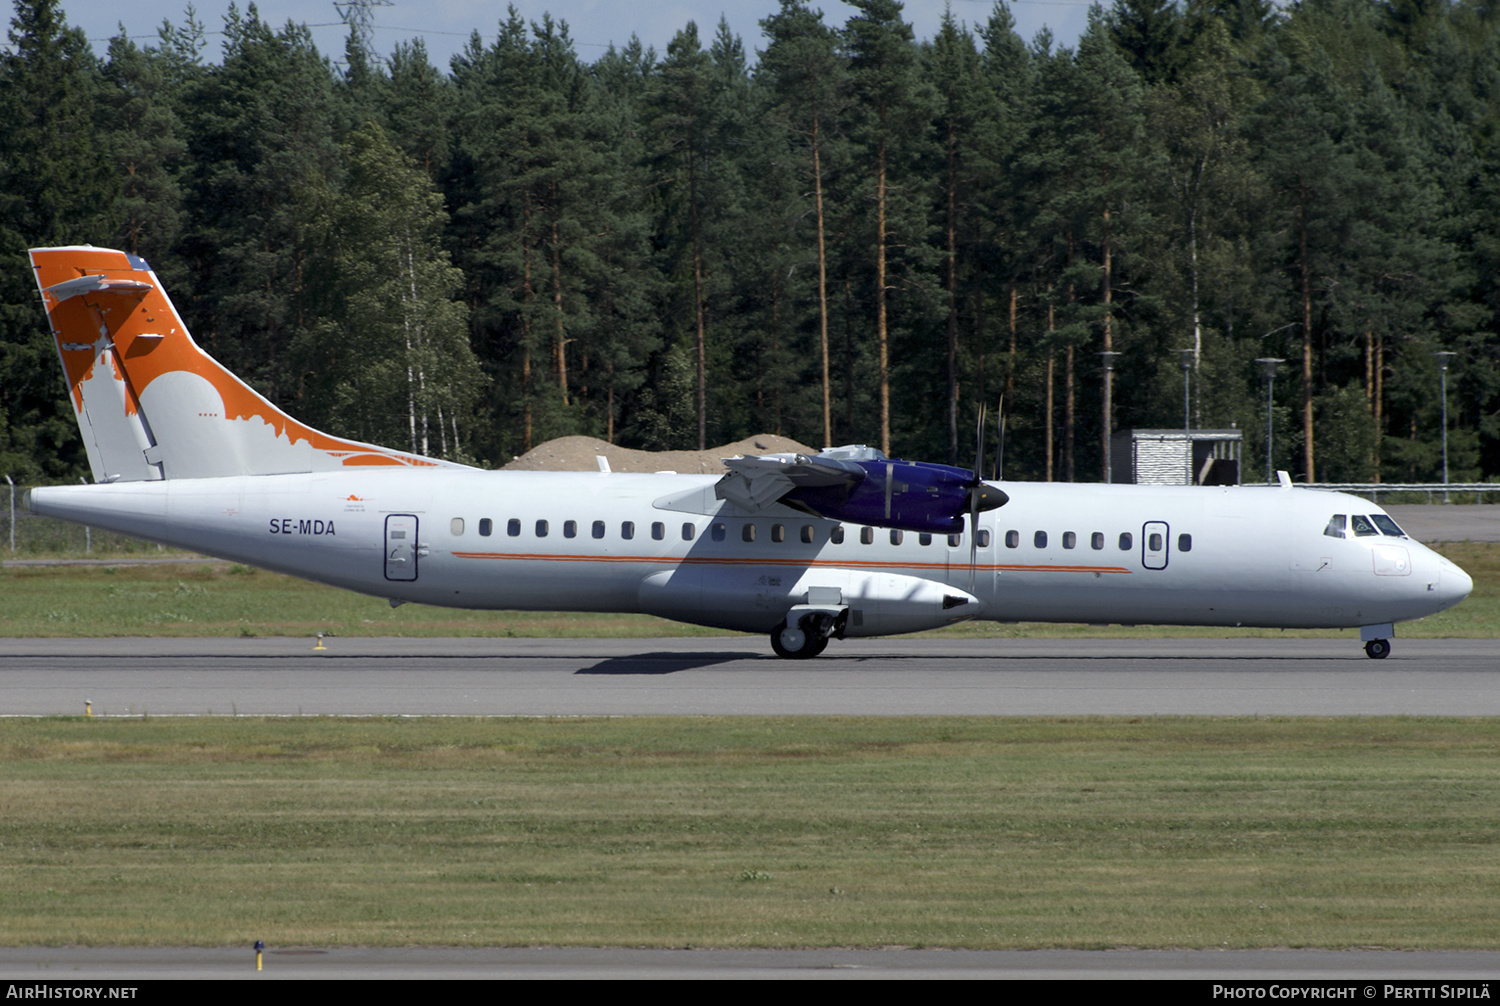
[1364,638,1391,660]
[770,619,826,660]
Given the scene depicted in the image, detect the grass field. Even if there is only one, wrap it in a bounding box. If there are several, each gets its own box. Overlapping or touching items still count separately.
[1,540,1495,640]
[2,716,1498,949]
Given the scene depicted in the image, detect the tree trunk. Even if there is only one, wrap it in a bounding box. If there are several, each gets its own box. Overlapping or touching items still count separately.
[1298,181,1314,483]
[875,115,890,456]
[689,141,706,450]
[1101,190,1113,482]
[812,101,831,449]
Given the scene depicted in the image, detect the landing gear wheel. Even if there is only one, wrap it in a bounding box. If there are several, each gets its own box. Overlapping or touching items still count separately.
[1364,638,1391,660]
[770,620,829,660]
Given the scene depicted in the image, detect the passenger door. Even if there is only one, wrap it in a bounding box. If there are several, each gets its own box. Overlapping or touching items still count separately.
[1142,520,1169,570]
[385,514,419,581]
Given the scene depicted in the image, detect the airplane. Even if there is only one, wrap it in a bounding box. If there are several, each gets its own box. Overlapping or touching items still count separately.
[23,245,1473,660]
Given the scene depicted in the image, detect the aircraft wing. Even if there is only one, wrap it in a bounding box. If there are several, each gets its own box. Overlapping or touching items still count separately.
[715,452,865,511]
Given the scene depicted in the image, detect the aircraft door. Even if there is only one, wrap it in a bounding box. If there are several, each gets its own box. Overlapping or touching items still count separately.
[385,514,419,581]
[1142,520,1169,570]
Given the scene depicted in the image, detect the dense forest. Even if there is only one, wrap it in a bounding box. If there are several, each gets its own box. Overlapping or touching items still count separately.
[3,0,1499,485]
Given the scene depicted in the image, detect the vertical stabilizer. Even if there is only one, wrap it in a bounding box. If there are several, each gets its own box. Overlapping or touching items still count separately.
[30,246,470,481]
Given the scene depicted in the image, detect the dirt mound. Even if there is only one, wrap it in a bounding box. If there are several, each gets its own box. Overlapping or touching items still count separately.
[502,434,817,474]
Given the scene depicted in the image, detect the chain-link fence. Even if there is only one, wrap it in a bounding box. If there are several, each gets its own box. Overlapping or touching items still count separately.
[1,506,167,557]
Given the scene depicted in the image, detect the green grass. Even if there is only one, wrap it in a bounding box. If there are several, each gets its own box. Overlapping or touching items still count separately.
[2,716,1498,948]
[1,541,1495,639]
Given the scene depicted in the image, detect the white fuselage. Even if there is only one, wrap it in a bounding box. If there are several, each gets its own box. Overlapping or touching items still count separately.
[27,470,1472,638]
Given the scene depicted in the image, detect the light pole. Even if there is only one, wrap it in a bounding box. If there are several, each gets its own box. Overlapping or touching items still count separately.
[1100,351,1121,484]
[1255,358,1283,484]
[1175,349,1194,432]
[1434,351,1458,501]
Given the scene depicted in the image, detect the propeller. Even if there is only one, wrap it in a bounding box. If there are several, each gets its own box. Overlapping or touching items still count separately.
[965,399,1013,589]
[968,404,986,590]
[994,397,1005,482]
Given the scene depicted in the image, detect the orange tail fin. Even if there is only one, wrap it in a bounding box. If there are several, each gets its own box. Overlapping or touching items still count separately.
[30,246,468,481]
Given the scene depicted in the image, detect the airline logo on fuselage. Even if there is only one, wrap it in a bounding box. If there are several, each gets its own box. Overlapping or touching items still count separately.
[269,518,337,535]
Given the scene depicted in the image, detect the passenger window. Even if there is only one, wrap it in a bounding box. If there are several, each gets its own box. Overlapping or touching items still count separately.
[1062,532,1076,550]
[1091,532,1104,550]
[801,525,816,544]
[450,518,464,536]
[890,530,903,545]
[860,527,874,545]
[1119,532,1132,550]
[978,530,990,547]
[1005,530,1019,549]
[682,523,695,541]
[742,524,756,543]
[919,533,932,546]
[949,534,961,548]
[1324,515,1347,539]
[1178,533,1192,553]
[478,518,492,537]
[1351,515,1379,537]
[1149,533,1163,551]
[771,524,785,543]
[651,522,664,540]
[711,523,726,542]
[535,519,548,537]
[621,521,635,540]
[564,520,577,539]
[507,518,521,537]
[592,520,606,539]
[831,527,845,545]
[1034,531,1047,549]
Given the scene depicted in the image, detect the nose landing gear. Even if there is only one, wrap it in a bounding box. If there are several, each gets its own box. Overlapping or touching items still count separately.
[1360,623,1394,660]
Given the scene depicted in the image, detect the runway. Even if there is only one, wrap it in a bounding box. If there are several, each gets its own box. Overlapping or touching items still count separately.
[1,636,1496,717]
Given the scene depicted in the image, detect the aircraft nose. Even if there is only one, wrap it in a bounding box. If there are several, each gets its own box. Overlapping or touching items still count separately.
[1439,561,1474,609]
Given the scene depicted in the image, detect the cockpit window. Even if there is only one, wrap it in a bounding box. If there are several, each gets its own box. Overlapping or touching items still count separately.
[1350,514,1379,537]
[1369,513,1406,537]
[1324,515,1347,539]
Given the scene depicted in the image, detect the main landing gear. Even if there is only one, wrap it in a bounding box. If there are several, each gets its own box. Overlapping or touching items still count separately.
[771,620,828,659]
[1364,638,1391,660]
[770,608,848,660]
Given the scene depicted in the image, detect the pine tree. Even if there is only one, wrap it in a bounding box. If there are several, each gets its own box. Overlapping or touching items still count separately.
[759,0,847,448]
[101,34,188,264]
[0,0,110,481]
[652,23,715,450]
[177,5,342,404]
[1249,32,1358,482]
[843,0,931,456]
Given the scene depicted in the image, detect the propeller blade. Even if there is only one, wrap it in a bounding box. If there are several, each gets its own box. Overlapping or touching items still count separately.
[969,404,985,590]
[994,397,1005,482]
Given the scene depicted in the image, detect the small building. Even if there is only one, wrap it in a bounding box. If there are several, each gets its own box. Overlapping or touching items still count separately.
[1111,429,1242,486]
